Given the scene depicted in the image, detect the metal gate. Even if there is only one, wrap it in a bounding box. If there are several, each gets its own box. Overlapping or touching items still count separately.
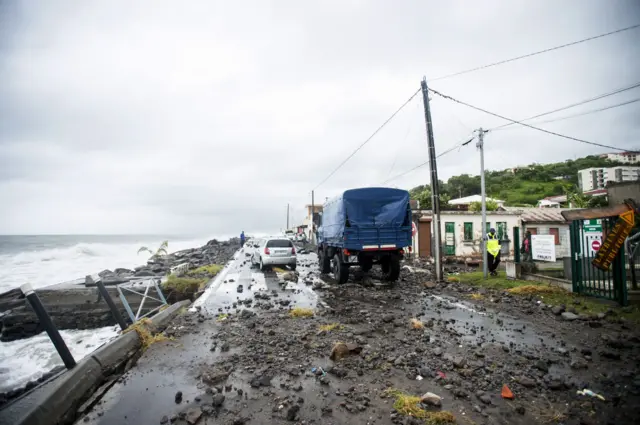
[569,217,628,305]
[444,222,455,255]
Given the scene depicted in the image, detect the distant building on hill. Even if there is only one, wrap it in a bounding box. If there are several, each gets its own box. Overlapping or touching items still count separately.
[448,194,505,210]
[578,166,640,192]
[599,151,639,164]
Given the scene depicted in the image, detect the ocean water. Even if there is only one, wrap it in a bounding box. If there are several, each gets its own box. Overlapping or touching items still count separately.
[0,326,120,394]
[0,234,217,394]
[0,234,214,294]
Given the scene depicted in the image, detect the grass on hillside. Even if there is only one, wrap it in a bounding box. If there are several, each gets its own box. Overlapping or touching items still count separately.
[449,271,640,322]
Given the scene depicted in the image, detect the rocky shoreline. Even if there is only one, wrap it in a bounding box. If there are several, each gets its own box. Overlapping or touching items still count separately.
[0,238,239,342]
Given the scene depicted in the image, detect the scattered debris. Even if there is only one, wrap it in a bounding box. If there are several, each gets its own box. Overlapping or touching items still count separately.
[330,342,362,361]
[410,318,424,329]
[501,384,514,399]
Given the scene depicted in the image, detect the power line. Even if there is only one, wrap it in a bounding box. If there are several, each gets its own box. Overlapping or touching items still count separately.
[493,97,640,129]
[313,88,421,190]
[430,23,640,82]
[382,134,475,184]
[491,81,640,130]
[428,87,640,153]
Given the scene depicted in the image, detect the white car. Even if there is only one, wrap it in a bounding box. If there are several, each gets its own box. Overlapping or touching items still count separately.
[251,237,297,271]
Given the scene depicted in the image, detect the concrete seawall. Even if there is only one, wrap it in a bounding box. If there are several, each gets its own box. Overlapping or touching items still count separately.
[0,299,190,425]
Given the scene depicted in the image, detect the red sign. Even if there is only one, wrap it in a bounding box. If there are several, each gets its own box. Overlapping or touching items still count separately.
[412,222,417,237]
[591,240,601,251]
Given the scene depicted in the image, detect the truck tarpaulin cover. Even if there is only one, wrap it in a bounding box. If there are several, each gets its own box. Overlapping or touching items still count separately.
[322,188,410,240]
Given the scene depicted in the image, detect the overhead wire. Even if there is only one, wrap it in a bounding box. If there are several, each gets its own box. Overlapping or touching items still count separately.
[430,24,640,82]
[490,81,640,130]
[492,97,640,130]
[381,134,475,184]
[385,99,421,180]
[312,88,421,190]
[427,87,640,153]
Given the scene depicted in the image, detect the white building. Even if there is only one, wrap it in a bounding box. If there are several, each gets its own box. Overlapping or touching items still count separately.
[413,210,521,259]
[501,207,571,259]
[600,151,639,164]
[448,194,505,209]
[578,166,640,191]
[301,204,323,240]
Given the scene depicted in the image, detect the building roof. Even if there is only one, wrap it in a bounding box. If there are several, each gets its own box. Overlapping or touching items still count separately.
[499,206,570,223]
[448,194,505,205]
[583,188,607,196]
[544,194,567,202]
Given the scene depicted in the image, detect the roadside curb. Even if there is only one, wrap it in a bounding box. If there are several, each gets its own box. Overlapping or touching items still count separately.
[9,300,190,425]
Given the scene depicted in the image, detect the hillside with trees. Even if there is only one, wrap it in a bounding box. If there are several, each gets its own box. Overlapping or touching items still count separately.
[409,155,622,208]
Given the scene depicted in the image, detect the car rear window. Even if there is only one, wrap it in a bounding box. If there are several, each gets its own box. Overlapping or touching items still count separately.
[266,239,293,248]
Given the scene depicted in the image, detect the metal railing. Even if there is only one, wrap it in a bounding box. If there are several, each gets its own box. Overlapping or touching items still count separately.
[116,280,168,323]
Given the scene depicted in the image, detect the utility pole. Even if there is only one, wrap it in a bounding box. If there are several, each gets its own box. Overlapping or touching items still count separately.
[477,128,488,279]
[311,191,315,244]
[421,78,443,282]
[286,203,290,230]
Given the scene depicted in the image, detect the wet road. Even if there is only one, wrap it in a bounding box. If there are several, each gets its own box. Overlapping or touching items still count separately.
[77,244,324,425]
[74,247,575,425]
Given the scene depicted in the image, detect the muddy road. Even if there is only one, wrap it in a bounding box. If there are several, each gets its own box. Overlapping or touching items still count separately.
[77,247,640,425]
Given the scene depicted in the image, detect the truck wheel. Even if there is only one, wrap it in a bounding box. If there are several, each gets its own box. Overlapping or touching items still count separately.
[332,254,349,284]
[319,249,331,274]
[382,256,401,282]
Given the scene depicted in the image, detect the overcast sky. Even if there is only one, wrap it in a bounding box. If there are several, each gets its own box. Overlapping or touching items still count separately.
[1,0,639,236]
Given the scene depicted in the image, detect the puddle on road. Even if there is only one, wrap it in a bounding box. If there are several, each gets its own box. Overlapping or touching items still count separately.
[197,251,321,316]
[420,294,553,352]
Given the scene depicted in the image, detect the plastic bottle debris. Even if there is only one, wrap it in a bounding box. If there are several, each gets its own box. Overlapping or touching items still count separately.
[577,389,605,401]
[416,375,423,381]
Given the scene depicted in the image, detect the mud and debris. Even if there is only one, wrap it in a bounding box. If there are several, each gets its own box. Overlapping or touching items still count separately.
[75,245,640,425]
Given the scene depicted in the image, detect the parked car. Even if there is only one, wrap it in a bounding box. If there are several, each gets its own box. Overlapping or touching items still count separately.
[251,237,297,271]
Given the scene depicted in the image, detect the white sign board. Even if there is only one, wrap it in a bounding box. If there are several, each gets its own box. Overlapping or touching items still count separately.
[531,235,556,262]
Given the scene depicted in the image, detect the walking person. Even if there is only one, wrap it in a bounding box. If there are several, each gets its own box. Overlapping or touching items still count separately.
[240,231,245,247]
[486,228,501,276]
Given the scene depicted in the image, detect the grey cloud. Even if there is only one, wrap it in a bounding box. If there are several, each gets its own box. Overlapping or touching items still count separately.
[0,0,639,234]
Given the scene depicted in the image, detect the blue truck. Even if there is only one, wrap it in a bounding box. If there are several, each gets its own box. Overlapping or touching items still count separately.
[317,187,412,284]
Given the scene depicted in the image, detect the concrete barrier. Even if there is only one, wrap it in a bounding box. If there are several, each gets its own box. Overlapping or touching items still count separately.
[6,300,190,425]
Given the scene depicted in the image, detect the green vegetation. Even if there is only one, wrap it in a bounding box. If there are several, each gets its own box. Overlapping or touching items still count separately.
[469,199,498,212]
[384,389,456,424]
[187,264,223,277]
[318,323,343,332]
[410,155,623,207]
[162,274,207,302]
[138,240,169,259]
[449,271,640,322]
[289,307,314,318]
[123,318,170,351]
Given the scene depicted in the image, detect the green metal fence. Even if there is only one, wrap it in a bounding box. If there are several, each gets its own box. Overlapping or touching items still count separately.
[569,217,628,305]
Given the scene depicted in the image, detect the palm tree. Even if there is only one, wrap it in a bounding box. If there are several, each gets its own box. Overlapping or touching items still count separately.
[138,240,169,259]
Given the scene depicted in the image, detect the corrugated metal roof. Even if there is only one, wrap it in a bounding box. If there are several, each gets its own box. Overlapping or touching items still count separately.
[500,207,571,223]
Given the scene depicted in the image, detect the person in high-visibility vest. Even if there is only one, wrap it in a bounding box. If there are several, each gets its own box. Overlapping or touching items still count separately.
[486,228,501,276]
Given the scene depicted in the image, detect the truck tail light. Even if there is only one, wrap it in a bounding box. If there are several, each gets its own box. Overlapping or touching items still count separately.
[291,246,296,255]
[264,247,270,255]
[343,249,350,256]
